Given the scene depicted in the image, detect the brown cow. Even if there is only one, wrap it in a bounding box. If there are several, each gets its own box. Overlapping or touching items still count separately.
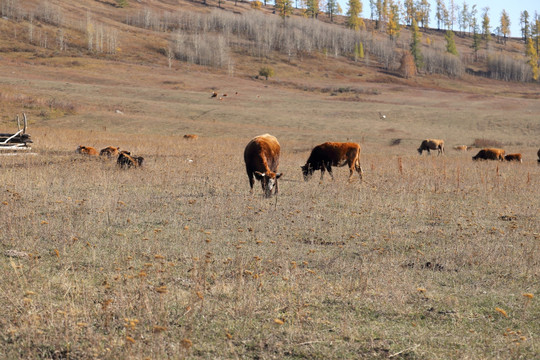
[537,148,540,163]
[76,145,98,156]
[100,146,120,157]
[418,139,445,155]
[504,153,522,162]
[472,148,505,161]
[183,134,198,140]
[301,142,363,182]
[244,134,282,198]
[117,151,144,168]
[453,145,468,151]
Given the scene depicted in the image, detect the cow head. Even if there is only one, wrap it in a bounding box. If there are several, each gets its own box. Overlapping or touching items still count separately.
[254,171,282,197]
[301,164,314,181]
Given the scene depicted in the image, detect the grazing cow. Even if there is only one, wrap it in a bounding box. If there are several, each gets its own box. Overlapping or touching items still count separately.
[117,152,144,168]
[537,148,540,163]
[472,148,505,161]
[100,146,120,157]
[211,91,218,98]
[453,145,468,151]
[244,134,282,198]
[183,134,198,140]
[504,153,522,162]
[301,142,363,182]
[418,139,445,155]
[76,145,98,156]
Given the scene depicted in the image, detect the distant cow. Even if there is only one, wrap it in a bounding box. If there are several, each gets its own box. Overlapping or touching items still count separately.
[472,148,505,161]
[301,142,363,182]
[453,145,468,151]
[504,153,522,162]
[418,139,445,155]
[76,145,98,156]
[537,148,540,163]
[117,151,144,168]
[100,146,120,157]
[183,134,198,140]
[244,134,282,198]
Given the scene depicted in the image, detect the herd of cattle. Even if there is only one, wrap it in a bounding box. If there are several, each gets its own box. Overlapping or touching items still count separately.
[76,136,540,198]
[76,145,144,168]
[244,135,540,197]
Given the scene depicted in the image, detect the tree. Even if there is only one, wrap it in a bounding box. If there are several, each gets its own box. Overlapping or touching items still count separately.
[275,0,293,18]
[445,30,458,55]
[403,0,415,26]
[458,2,469,35]
[399,51,416,78]
[520,11,530,42]
[386,0,400,40]
[469,4,477,36]
[346,0,364,30]
[481,7,491,43]
[471,24,481,60]
[448,0,456,30]
[500,9,510,44]
[435,0,446,30]
[304,0,320,18]
[418,0,431,28]
[410,19,423,69]
[325,0,340,22]
[526,37,539,80]
[533,13,540,56]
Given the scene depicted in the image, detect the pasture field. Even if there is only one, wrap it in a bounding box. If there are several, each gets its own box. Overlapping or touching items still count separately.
[0,58,539,359]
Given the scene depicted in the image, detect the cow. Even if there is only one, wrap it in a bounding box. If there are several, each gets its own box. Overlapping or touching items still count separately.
[244,134,282,198]
[504,153,522,162]
[538,148,540,163]
[184,134,198,140]
[453,145,468,151]
[117,151,144,168]
[76,145,98,156]
[472,148,505,161]
[418,139,445,155]
[100,146,120,157]
[301,142,363,182]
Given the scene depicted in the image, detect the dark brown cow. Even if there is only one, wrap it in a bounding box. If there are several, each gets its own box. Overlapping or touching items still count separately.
[100,146,120,157]
[537,148,540,163]
[301,142,363,182]
[418,139,445,155]
[117,151,144,168]
[244,134,282,198]
[504,153,522,162]
[472,148,505,161]
[76,145,98,156]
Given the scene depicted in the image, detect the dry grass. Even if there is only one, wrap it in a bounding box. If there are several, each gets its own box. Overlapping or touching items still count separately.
[0,4,539,357]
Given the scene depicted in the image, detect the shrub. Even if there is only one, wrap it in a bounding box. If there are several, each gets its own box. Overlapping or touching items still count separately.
[399,52,416,78]
[258,66,274,80]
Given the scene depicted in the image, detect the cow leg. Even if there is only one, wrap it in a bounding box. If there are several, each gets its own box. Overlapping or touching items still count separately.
[247,172,255,192]
[320,166,325,180]
[327,165,334,180]
[356,161,363,181]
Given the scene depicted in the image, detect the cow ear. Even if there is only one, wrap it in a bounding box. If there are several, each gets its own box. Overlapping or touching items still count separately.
[275,173,282,179]
[254,171,265,180]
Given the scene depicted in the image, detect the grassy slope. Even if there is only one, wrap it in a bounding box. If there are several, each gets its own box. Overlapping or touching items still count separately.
[0,1,539,359]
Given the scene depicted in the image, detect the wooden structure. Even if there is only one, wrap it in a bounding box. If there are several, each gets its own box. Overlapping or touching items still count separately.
[0,113,32,151]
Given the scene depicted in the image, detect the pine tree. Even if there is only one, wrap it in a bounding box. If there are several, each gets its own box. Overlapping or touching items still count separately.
[520,11,530,42]
[482,7,491,43]
[304,0,320,18]
[500,9,511,45]
[347,0,364,30]
[326,0,340,22]
[386,0,400,40]
[526,37,539,80]
[471,26,481,60]
[410,19,423,69]
[445,30,458,55]
[275,0,294,18]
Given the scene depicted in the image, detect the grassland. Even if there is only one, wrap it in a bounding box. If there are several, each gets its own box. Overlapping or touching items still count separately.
[1,1,540,358]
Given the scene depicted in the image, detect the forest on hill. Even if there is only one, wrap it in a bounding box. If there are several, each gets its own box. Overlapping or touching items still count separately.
[0,0,538,83]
